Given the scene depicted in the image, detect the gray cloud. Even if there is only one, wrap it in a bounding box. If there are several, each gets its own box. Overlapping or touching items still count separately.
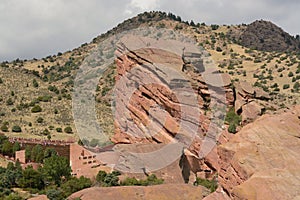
[0,0,299,61]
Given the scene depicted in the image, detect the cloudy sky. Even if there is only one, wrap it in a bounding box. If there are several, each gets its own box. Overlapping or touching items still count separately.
[0,0,299,61]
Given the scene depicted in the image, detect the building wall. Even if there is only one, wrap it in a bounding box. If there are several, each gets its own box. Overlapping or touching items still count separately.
[70,144,107,179]
[15,150,26,163]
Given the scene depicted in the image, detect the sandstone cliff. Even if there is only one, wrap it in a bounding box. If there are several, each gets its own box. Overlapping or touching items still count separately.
[110,40,280,182]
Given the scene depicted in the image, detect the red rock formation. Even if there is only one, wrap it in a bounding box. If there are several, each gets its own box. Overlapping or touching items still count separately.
[216,106,300,199]
[113,46,210,145]
[112,43,283,190]
[110,40,260,184]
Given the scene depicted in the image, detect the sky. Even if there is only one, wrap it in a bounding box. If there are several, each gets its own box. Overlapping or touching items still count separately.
[0,0,299,61]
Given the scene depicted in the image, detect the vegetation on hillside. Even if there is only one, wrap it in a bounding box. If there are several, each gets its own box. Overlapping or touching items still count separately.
[0,153,90,200]
[0,11,299,142]
[194,177,218,193]
[225,107,242,133]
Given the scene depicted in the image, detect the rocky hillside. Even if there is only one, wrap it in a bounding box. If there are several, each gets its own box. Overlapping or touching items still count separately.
[229,20,300,52]
[0,11,300,199]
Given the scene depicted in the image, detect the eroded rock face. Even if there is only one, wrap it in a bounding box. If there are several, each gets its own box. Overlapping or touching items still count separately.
[111,44,236,180]
[113,45,221,144]
[217,106,300,199]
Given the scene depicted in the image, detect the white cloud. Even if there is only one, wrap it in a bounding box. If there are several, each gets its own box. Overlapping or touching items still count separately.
[0,0,299,61]
[125,0,160,14]
[130,0,159,10]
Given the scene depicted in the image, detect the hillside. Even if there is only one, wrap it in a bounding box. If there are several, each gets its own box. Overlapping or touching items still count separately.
[0,11,299,143]
[0,11,300,200]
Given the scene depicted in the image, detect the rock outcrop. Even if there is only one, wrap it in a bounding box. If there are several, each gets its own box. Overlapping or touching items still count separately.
[69,184,204,200]
[110,40,278,184]
[234,81,270,124]
[111,41,236,181]
[216,106,300,199]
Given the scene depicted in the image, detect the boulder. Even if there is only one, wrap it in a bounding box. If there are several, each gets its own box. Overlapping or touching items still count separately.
[240,81,255,95]
[241,101,263,124]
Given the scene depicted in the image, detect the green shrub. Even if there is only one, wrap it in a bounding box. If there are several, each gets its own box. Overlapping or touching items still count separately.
[41,129,50,135]
[121,174,164,186]
[37,95,52,102]
[211,24,219,30]
[1,124,9,132]
[271,83,278,88]
[61,176,92,197]
[121,177,139,186]
[140,174,164,186]
[288,72,294,77]
[225,107,241,133]
[283,84,290,89]
[37,117,44,123]
[96,170,107,183]
[3,193,23,200]
[48,85,60,94]
[31,105,42,113]
[225,107,241,125]
[96,170,121,187]
[56,128,62,132]
[17,165,44,190]
[194,177,217,193]
[0,78,3,84]
[1,140,13,157]
[228,123,237,133]
[46,189,64,200]
[64,126,72,134]
[12,125,22,132]
[293,82,300,92]
[33,79,39,88]
[216,47,222,52]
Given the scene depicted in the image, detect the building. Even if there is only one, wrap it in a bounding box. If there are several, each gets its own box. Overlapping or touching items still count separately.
[69,143,111,179]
